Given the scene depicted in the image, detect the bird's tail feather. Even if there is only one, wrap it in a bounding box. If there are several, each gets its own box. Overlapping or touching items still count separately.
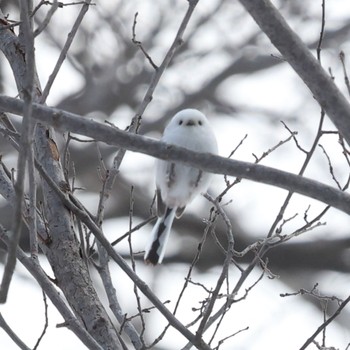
[144,207,176,265]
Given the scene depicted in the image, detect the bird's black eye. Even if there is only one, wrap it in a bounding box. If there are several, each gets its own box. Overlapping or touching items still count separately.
[179,120,183,125]
[198,120,202,126]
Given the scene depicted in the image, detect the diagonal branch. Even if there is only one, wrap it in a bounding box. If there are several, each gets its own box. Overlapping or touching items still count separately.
[40,0,92,103]
[33,158,213,350]
[133,0,200,122]
[1,95,350,215]
[238,0,350,146]
[0,313,31,350]
[0,240,104,350]
[299,293,350,350]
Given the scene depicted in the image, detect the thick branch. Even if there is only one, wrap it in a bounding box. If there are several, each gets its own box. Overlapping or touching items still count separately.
[0,0,36,303]
[0,8,122,349]
[1,95,350,215]
[238,0,350,146]
[33,160,212,350]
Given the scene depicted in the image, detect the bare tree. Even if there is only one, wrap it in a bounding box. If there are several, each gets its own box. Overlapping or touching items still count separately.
[1,0,350,349]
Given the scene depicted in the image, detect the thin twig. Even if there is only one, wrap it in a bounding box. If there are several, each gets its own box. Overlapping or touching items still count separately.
[264,0,329,242]
[316,0,326,62]
[131,12,158,70]
[135,0,199,121]
[213,326,249,350]
[299,294,350,350]
[223,134,248,190]
[90,144,143,347]
[339,51,350,97]
[0,21,21,31]
[149,208,217,349]
[40,0,92,103]
[33,290,49,350]
[266,110,326,239]
[32,0,92,16]
[111,216,155,246]
[93,171,142,347]
[281,121,307,154]
[238,0,350,146]
[112,0,201,173]
[135,0,198,121]
[34,0,59,37]
[221,129,296,201]
[196,194,234,340]
[252,132,297,163]
[127,186,146,345]
[319,144,342,189]
[227,134,248,159]
[280,283,343,305]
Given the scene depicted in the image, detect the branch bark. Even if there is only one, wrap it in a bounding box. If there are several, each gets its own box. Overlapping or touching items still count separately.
[0,169,103,349]
[0,7,122,349]
[1,95,350,215]
[32,159,213,350]
[238,0,350,146]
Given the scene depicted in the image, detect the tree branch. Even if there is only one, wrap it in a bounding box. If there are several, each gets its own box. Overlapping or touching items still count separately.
[299,293,350,350]
[0,0,36,303]
[0,7,123,348]
[0,224,103,350]
[33,157,213,350]
[40,0,92,103]
[238,0,350,146]
[1,95,350,216]
[0,313,31,350]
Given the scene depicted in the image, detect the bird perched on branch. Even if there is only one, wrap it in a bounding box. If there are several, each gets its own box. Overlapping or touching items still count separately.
[144,109,218,265]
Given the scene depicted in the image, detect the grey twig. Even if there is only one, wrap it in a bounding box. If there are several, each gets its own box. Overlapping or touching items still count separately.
[91,129,142,347]
[149,209,216,349]
[131,12,158,70]
[196,195,234,340]
[113,0,200,177]
[339,51,350,97]
[316,0,326,62]
[94,168,143,348]
[0,313,31,350]
[111,216,155,246]
[134,0,199,122]
[319,144,342,189]
[127,187,146,344]
[252,132,297,163]
[299,294,350,350]
[34,0,59,37]
[266,110,325,239]
[33,290,49,350]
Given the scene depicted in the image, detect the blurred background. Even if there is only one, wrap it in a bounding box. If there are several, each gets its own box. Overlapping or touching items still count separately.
[1,0,350,349]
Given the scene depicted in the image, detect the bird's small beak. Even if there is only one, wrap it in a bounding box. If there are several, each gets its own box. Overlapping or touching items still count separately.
[186,120,195,126]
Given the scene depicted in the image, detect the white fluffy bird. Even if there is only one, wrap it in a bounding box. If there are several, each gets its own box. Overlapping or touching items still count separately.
[144,109,218,265]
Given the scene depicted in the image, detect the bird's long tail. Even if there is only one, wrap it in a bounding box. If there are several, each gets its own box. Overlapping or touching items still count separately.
[144,207,176,265]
